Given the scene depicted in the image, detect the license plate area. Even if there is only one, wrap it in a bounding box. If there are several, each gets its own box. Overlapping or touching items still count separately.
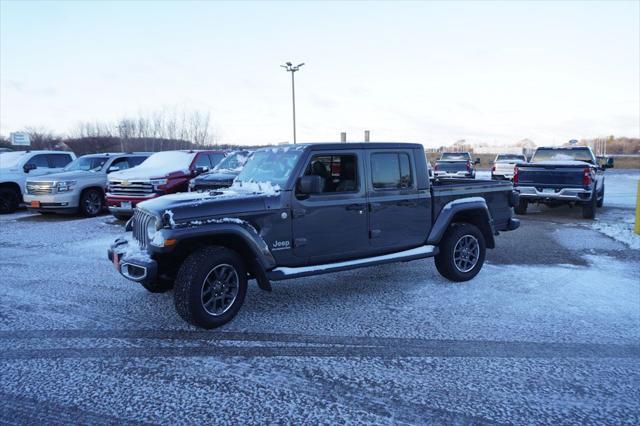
[121,201,132,209]
[30,200,40,208]
[541,188,556,194]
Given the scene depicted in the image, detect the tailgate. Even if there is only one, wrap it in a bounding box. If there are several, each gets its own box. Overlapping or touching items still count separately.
[436,161,467,172]
[517,165,584,186]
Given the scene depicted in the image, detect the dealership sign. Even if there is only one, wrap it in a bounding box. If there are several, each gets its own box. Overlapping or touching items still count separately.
[10,132,30,146]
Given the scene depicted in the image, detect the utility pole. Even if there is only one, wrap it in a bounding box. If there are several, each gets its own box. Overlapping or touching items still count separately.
[281,62,305,144]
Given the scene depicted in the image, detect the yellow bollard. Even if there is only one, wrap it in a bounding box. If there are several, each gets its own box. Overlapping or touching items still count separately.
[636,180,640,235]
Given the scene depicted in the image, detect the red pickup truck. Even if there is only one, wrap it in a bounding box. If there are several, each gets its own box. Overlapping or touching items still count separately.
[106,150,225,219]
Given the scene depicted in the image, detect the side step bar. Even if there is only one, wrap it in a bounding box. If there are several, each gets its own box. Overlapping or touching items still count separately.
[266,245,438,281]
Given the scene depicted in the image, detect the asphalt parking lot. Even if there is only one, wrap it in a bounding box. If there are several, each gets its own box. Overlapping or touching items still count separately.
[1,172,639,424]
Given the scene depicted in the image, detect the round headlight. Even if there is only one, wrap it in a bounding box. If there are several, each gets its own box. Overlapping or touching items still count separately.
[146,218,158,239]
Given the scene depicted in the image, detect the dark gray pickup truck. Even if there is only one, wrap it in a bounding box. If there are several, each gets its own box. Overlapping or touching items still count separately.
[514,146,613,219]
[434,152,481,179]
[108,143,519,328]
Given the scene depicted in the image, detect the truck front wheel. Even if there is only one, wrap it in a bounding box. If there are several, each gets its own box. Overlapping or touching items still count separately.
[174,246,247,329]
[0,187,20,214]
[435,223,486,282]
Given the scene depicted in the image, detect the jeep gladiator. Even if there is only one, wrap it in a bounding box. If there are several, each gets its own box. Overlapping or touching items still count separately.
[108,143,520,329]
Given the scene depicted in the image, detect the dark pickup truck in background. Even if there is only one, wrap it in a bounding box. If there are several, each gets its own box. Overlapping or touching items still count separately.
[434,152,480,179]
[189,150,252,192]
[514,146,613,219]
[108,143,519,329]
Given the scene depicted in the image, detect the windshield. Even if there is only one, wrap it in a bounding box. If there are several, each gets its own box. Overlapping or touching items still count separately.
[64,156,108,172]
[440,152,470,161]
[496,154,526,162]
[532,148,594,164]
[235,149,302,187]
[0,151,27,169]
[214,151,251,172]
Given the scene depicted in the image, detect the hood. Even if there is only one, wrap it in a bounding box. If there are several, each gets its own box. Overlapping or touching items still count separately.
[0,168,22,179]
[138,185,280,226]
[195,170,239,183]
[27,170,101,182]
[109,166,186,181]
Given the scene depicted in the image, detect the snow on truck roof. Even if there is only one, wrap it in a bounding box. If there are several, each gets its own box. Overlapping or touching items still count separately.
[256,143,423,152]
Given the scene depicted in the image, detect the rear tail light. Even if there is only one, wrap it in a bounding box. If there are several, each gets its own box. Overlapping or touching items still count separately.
[491,165,496,172]
[434,164,439,171]
[513,166,519,184]
[582,167,592,186]
[466,161,471,172]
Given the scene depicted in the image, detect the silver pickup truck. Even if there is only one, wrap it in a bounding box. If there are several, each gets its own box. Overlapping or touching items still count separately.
[491,153,527,180]
[24,152,150,216]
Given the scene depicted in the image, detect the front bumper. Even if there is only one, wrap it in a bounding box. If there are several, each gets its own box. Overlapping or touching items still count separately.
[106,193,160,216]
[107,237,157,285]
[23,192,79,211]
[515,186,593,203]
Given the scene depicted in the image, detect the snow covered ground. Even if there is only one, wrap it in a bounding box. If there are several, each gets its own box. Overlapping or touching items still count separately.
[0,172,638,424]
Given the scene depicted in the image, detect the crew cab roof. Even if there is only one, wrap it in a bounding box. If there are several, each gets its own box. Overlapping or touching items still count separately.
[259,142,424,151]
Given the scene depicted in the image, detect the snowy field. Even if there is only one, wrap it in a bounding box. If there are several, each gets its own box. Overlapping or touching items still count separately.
[0,171,638,424]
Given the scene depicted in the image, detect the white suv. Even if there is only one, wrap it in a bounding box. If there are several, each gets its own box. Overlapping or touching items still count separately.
[0,150,76,213]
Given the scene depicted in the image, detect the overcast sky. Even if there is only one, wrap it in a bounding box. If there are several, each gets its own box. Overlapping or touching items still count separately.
[1,0,638,147]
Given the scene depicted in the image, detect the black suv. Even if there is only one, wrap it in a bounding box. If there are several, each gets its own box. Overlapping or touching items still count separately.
[109,143,519,328]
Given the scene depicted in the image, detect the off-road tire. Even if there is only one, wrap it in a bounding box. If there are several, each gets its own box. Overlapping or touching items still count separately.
[582,195,597,219]
[80,189,103,217]
[434,223,486,282]
[174,246,248,329]
[514,199,528,215]
[0,187,20,214]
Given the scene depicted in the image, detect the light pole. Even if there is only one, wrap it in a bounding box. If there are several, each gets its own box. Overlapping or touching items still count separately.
[281,61,304,144]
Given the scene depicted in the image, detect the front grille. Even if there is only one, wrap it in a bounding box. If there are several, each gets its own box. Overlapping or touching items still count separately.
[27,182,55,195]
[132,209,156,249]
[194,181,232,191]
[109,180,154,197]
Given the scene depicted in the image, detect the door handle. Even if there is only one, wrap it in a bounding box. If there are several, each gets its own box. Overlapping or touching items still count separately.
[293,208,306,218]
[397,200,417,207]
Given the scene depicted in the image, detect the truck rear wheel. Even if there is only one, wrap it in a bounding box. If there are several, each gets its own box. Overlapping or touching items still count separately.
[435,223,486,282]
[582,195,597,219]
[174,246,247,329]
[596,186,604,208]
[0,187,20,214]
[514,199,528,215]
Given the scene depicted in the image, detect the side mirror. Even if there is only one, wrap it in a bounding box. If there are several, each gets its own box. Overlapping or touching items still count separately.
[195,166,209,175]
[107,166,120,173]
[474,158,481,165]
[23,163,36,173]
[297,175,323,195]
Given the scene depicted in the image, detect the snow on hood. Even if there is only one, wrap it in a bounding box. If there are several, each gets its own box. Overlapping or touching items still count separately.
[110,151,194,180]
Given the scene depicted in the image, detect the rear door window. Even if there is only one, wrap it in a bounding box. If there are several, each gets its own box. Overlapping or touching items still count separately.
[128,156,148,167]
[371,153,413,189]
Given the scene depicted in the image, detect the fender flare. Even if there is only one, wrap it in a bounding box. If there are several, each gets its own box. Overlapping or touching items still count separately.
[161,221,277,271]
[427,197,496,248]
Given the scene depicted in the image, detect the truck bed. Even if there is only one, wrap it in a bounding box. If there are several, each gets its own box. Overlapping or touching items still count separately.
[432,178,514,231]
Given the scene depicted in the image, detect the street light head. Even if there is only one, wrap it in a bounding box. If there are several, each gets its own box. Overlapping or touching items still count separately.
[297,63,305,67]
[286,62,292,66]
